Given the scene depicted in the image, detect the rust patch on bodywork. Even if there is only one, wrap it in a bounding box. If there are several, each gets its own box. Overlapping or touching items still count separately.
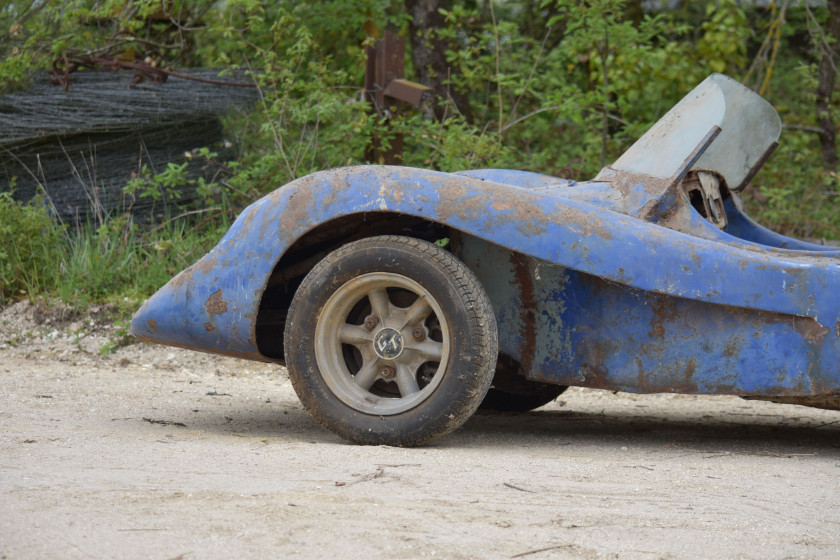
[649,298,678,339]
[511,253,537,375]
[637,358,699,393]
[205,289,229,315]
[764,314,831,346]
[577,339,616,390]
[580,363,612,390]
[194,254,222,276]
[793,316,831,345]
[147,318,157,330]
[722,340,740,358]
[434,181,551,238]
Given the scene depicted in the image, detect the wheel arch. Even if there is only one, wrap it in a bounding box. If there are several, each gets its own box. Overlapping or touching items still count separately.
[254,212,453,361]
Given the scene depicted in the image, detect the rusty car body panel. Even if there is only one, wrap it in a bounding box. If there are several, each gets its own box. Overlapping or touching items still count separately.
[132,74,840,408]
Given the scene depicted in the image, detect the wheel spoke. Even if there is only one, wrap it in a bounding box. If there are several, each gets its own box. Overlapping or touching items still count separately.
[339,324,373,345]
[395,363,421,396]
[368,288,391,322]
[353,358,381,391]
[400,296,432,329]
[405,339,443,362]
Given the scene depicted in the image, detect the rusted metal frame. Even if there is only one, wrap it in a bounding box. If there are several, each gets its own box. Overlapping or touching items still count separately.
[365,30,407,164]
[383,79,432,106]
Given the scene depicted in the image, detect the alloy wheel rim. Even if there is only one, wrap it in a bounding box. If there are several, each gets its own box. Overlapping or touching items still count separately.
[314,272,450,415]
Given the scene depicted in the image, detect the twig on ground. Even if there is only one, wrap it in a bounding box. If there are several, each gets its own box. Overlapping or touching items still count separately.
[340,466,386,487]
[504,482,538,493]
[142,417,186,427]
[511,544,572,558]
[758,451,816,458]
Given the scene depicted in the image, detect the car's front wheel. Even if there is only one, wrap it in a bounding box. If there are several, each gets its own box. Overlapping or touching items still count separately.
[284,235,498,446]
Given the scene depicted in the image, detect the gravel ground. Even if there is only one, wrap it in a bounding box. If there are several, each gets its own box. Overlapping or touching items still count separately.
[1,300,839,560]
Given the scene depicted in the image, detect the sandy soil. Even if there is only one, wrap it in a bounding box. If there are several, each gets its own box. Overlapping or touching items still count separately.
[1,301,839,560]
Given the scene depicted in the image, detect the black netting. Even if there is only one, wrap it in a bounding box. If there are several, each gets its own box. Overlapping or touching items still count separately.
[0,69,257,224]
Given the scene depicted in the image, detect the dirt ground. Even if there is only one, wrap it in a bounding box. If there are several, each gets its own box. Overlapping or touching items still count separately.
[1,301,839,560]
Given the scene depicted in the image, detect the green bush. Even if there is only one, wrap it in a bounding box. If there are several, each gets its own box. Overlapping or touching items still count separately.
[0,192,65,303]
[0,190,226,307]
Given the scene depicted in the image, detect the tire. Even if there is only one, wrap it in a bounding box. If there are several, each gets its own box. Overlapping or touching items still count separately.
[284,235,498,446]
[479,354,567,412]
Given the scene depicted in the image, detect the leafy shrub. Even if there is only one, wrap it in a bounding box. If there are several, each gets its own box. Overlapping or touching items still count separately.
[0,192,65,303]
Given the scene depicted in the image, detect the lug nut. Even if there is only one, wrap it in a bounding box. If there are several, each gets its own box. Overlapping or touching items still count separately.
[412,326,426,341]
[379,366,395,380]
[364,316,379,331]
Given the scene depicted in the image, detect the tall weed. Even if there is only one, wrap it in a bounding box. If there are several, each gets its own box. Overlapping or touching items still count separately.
[0,191,226,307]
[0,192,65,303]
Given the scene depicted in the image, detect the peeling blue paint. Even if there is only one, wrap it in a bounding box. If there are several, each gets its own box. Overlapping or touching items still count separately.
[131,74,840,404]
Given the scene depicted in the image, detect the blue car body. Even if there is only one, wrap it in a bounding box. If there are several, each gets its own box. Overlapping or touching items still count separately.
[132,74,840,410]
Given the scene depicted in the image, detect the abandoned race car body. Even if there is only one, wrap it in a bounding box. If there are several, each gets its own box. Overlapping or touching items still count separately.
[131,74,840,445]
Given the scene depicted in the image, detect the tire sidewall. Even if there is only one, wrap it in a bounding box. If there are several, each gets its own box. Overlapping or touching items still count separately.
[284,237,496,446]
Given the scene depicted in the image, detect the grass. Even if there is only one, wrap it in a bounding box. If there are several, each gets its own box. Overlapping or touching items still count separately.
[0,191,227,312]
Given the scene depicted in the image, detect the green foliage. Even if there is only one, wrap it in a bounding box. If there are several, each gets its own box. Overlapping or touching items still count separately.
[0,190,225,307]
[0,192,65,303]
[194,0,394,77]
[397,114,513,171]
[2,0,840,311]
[0,0,227,90]
[125,162,190,203]
[218,9,377,195]
[747,113,840,240]
[437,0,700,177]
[697,0,750,74]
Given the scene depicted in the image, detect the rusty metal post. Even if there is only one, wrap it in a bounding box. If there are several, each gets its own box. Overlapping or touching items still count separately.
[365,29,406,165]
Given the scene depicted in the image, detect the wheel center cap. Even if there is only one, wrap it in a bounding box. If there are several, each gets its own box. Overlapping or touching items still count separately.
[373,328,404,359]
